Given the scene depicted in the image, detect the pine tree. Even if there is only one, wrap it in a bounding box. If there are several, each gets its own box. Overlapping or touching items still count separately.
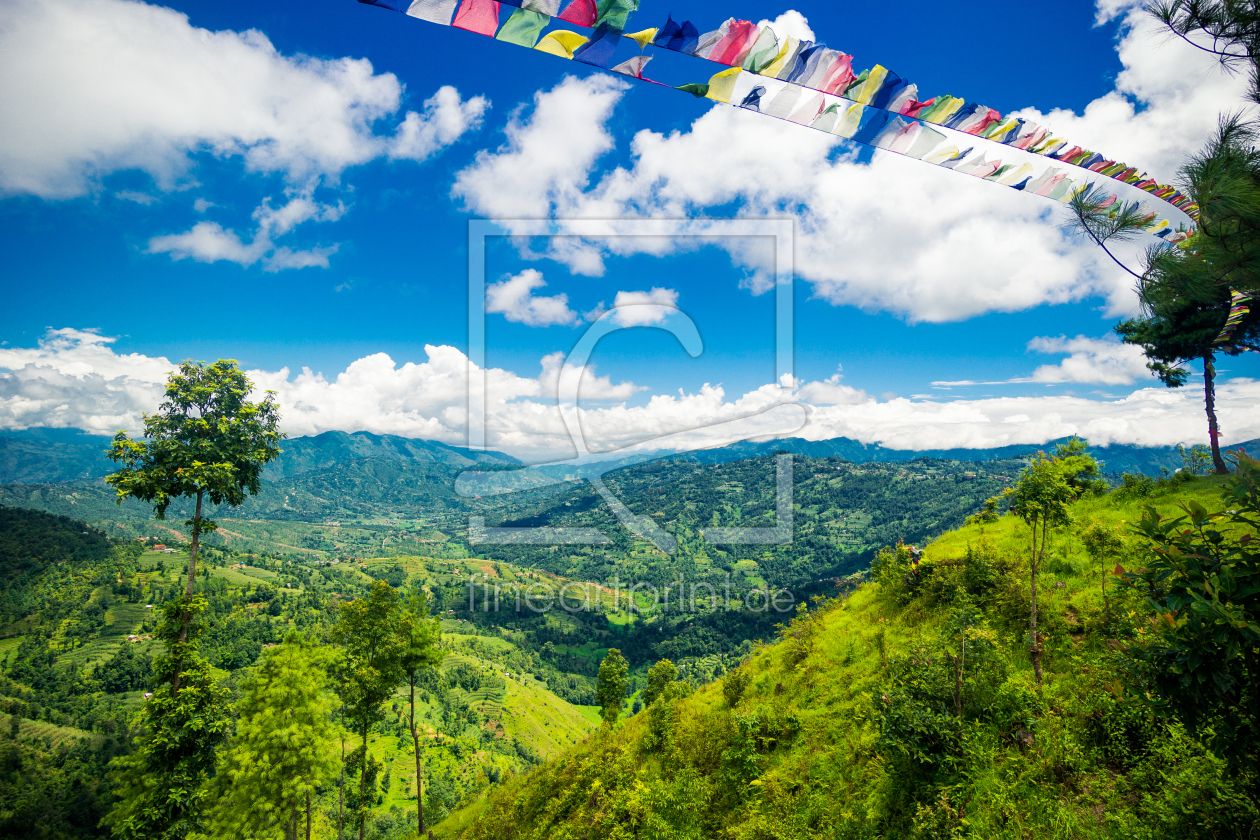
[205,632,339,840]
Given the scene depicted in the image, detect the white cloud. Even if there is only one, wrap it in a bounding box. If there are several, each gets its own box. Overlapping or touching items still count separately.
[1026,334,1153,385]
[452,5,1248,323]
[0,0,487,198]
[146,191,345,271]
[932,332,1154,390]
[389,85,489,161]
[485,269,578,326]
[755,11,815,43]
[934,334,1156,388]
[3,329,1255,461]
[609,288,679,326]
[1095,0,1144,26]
[1012,9,1253,180]
[795,368,867,405]
[537,351,643,402]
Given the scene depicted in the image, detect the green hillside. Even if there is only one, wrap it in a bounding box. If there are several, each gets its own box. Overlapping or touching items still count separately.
[434,469,1260,840]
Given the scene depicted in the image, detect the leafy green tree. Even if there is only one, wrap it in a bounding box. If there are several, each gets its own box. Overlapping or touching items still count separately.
[1051,437,1107,496]
[398,593,443,837]
[1126,451,1260,769]
[206,632,339,840]
[100,597,230,839]
[1009,455,1075,685]
[641,659,678,708]
[1179,442,1214,474]
[330,581,405,840]
[1080,520,1125,621]
[106,359,283,688]
[595,649,628,727]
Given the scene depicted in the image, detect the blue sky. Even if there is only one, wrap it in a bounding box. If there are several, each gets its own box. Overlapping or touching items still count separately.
[1,0,1258,460]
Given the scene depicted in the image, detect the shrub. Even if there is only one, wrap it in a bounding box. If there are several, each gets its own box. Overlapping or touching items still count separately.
[722,667,750,708]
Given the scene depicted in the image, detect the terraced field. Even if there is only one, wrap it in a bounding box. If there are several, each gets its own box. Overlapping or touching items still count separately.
[62,599,152,668]
[0,635,24,669]
[0,711,102,749]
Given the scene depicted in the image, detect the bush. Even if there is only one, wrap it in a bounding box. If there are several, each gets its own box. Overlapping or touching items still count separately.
[721,667,750,708]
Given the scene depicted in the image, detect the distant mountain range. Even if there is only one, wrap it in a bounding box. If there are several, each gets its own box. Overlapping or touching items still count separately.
[0,429,520,485]
[1,427,1255,486]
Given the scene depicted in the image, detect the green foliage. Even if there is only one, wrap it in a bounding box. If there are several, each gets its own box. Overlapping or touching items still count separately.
[0,506,114,625]
[645,680,690,753]
[100,596,231,840]
[595,648,628,727]
[0,734,119,839]
[720,666,750,708]
[641,659,678,708]
[105,360,284,521]
[871,542,922,604]
[106,359,284,641]
[330,581,406,838]
[398,592,443,836]
[205,633,339,839]
[1179,443,1213,475]
[1124,451,1260,767]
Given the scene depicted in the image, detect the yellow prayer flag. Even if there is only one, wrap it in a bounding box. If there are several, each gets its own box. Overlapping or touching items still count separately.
[705,67,743,103]
[535,30,588,59]
[626,28,658,50]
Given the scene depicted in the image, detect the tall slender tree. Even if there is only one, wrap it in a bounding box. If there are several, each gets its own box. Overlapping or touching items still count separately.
[206,632,339,840]
[1068,122,1260,473]
[331,581,405,840]
[398,593,443,837]
[1009,455,1075,686]
[101,597,230,839]
[106,359,283,690]
[1069,0,1260,473]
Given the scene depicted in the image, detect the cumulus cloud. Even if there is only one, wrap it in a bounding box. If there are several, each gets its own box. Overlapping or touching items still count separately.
[147,192,346,270]
[935,334,1156,388]
[1026,335,1153,385]
[0,0,487,198]
[485,270,579,326]
[795,368,867,405]
[452,4,1247,323]
[755,11,815,43]
[3,329,1255,461]
[0,329,172,433]
[609,288,680,327]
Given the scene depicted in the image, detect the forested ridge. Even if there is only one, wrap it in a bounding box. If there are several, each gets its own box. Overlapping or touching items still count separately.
[438,451,1260,840]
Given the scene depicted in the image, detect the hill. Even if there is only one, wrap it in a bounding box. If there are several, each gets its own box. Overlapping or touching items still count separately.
[679,434,1260,476]
[0,429,520,486]
[3,428,1253,488]
[434,470,1259,840]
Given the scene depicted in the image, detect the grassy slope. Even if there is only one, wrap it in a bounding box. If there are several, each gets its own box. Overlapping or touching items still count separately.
[434,475,1246,840]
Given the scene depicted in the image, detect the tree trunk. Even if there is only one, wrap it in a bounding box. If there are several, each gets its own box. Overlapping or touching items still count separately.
[1030,516,1044,687]
[171,489,203,697]
[306,790,312,840]
[1203,352,1229,474]
[411,678,426,836]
